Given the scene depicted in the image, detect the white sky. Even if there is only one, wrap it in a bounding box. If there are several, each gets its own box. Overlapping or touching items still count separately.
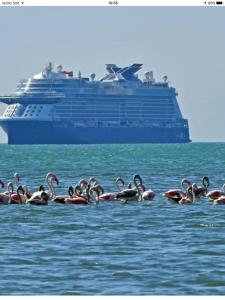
[0,6,224,142]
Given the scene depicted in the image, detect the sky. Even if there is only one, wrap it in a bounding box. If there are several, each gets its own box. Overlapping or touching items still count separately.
[0,6,224,142]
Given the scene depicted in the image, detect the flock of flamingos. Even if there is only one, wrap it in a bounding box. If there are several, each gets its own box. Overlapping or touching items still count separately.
[0,172,225,206]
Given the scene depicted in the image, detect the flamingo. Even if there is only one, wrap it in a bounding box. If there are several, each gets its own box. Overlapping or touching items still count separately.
[88,177,98,187]
[78,179,89,191]
[136,176,156,201]
[98,176,145,202]
[52,177,93,204]
[51,184,86,204]
[26,188,49,205]
[22,185,32,199]
[10,184,29,204]
[163,178,192,203]
[64,185,94,205]
[45,172,59,199]
[0,183,25,205]
[10,173,32,200]
[9,184,32,203]
[115,174,142,202]
[10,186,26,204]
[116,177,125,191]
[69,178,93,200]
[98,177,126,201]
[206,183,225,201]
[51,186,72,204]
[214,195,225,205]
[14,173,20,186]
[98,192,117,201]
[91,184,104,202]
[194,176,210,199]
[88,185,100,205]
[0,182,13,205]
[142,187,156,201]
[79,179,93,199]
[25,173,57,204]
[74,181,92,198]
[179,183,197,205]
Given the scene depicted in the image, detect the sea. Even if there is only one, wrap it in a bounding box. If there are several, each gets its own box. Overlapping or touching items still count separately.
[1,143,225,295]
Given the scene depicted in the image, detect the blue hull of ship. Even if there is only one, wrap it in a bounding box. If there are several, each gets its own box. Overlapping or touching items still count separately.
[0,120,190,144]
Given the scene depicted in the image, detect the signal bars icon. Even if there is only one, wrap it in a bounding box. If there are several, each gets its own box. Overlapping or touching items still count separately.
[204,1,223,4]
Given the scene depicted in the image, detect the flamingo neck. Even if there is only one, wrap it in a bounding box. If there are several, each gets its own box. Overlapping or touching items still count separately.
[47,178,55,198]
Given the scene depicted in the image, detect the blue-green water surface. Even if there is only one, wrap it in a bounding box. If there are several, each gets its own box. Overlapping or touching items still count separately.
[1,143,225,295]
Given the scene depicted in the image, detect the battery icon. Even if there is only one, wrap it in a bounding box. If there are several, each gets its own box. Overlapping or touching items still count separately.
[216,1,223,4]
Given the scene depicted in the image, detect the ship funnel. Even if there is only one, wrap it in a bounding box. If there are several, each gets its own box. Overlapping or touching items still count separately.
[90,73,96,81]
[162,75,168,82]
[78,71,82,79]
[56,65,63,73]
[144,71,154,82]
[145,72,150,80]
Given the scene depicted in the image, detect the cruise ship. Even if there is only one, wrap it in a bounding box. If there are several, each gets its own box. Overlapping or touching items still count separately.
[0,63,190,144]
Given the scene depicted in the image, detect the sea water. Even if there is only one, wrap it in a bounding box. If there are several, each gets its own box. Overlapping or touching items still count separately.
[1,143,225,295]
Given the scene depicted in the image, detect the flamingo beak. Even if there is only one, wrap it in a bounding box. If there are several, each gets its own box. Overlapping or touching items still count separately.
[54,177,59,185]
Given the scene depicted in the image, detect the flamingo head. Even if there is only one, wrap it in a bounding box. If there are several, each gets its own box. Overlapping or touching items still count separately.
[79,179,88,190]
[116,177,125,190]
[7,182,14,194]
[17,185,25,195]
[133,174,143,186]
[46,173,59,184]
[0,179,4,189]
[203,176,210,189]
[39,185,45,191]
[89,186,100,204]
[138,183,146,192]
[181,178,192,190]
[68,186,74,197]
[14,173,20,182]
[41,191,49,202]
[22,185,29,194]
[94,184,104,195]
[89,177,98,186]
[74,184,82,196]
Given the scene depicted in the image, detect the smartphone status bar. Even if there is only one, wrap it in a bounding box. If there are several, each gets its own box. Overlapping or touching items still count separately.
[0,0,224,6]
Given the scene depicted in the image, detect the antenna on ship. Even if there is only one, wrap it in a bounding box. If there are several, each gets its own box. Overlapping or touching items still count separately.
[46,62,53,73]
[90,73,96,82]
[42,62,53,78]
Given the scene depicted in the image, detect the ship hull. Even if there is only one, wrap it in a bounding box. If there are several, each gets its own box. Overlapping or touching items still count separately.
[0,120,191,144]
